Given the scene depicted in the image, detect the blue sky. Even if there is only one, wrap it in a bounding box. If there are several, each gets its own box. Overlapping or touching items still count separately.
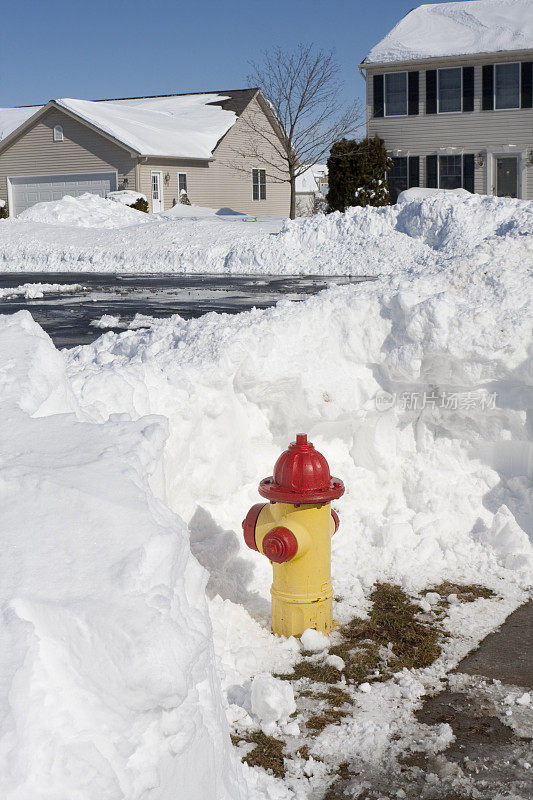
[2,0,452,111]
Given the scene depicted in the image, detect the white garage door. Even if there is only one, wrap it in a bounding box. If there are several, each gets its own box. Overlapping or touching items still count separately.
[9,172,117,216]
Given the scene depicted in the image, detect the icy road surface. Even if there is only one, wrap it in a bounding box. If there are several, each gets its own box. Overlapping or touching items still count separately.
[0,272,368,347]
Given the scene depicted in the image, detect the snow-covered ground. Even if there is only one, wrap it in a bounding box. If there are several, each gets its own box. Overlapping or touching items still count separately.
[0,188,531,275]
[0,190,531,798]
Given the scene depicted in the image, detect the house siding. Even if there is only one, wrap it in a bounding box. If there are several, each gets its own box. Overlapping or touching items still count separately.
[139,97,290,215]
[364,51,533,199]
[0,108,137,209]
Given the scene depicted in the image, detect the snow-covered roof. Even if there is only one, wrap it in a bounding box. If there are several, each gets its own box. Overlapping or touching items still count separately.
[363,0,533,65]
[295,165,327,193]
[0,105,41,142]
[0,91,254,158]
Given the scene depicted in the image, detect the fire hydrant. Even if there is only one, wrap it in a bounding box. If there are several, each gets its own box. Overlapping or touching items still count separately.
[242,434,344,638]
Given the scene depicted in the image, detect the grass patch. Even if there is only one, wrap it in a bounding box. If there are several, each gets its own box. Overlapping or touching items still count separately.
[275,583,444,687]
[422,581,495,605]
[329,583,443,680]
[231,731,286,778]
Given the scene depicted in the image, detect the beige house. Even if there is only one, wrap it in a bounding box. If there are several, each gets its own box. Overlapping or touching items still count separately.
[0,89,290,216]
[360,0,533,201]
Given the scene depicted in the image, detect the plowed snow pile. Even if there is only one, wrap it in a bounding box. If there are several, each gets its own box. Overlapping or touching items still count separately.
[0,190,531,799]
[0,189,531,274]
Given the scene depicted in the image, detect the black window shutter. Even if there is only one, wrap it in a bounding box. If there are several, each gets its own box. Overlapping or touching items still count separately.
[426,154,438,188]
[482,65,494,109]
[373,74,384,117]
[521,62,533,108]
[426,70,437,114]
[462,66,474,111]
[462,154,475,193]
[408,72,419,115]
[408,156,420,188]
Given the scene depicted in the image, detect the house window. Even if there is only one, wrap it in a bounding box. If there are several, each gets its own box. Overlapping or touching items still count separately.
[438,68,462,112]
[495,63,520,109]
[151,173,160,200]
[252,168,266,200]
[385,72,407,116]
[178,173,187,196]
[388,157,408,202]
[53,125,63,142]
[438,155,462,190]
[387,155,420,202]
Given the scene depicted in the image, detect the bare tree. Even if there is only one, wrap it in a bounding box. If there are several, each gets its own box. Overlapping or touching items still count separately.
[229,44,363,219]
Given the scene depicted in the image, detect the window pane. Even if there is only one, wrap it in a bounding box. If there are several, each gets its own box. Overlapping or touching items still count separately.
[178,174,187,193]
[439,155,462,190]
[387,157,408,202]
[385,72,407,115]
[495,63,520,109]
[259,169,266,200]
[438,68,462,112]
[252,169,259,200]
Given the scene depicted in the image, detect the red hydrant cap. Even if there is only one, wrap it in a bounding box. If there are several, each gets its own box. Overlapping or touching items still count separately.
[262,526,298,563]
[259,434,345,503]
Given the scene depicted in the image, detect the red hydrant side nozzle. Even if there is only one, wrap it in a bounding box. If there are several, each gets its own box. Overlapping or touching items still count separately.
[262,526,298,563]
[242,503,266,551]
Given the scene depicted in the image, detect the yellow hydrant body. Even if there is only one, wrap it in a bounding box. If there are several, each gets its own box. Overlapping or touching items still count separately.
[242,434,344,638]
[255,502,336,637]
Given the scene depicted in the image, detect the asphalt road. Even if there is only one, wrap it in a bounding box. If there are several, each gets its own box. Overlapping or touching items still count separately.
[0,272,368,348]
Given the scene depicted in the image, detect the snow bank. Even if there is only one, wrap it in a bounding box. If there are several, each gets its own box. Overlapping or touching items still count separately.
[65,248,533,601]
[0,282,84,299]
[364,0,533,64]
[0,312,246,800]
[17,192,151,228]
[0,190,530,275]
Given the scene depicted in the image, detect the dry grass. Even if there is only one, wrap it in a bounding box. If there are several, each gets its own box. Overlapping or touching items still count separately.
[422,581,495,605]
[231,731,286,778]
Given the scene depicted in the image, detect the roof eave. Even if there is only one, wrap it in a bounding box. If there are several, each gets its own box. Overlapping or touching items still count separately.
[360,46,533,70]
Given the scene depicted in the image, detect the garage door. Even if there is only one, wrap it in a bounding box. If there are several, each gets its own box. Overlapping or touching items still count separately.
[9,172,117,216]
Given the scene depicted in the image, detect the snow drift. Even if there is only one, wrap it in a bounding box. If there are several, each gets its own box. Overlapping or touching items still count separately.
[0,189,531,275]
[0,313,246,800]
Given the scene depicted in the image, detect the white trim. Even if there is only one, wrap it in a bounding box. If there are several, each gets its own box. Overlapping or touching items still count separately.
[437,66,463,114]
[6,170,118,217]
[384,70,408,117]
[150,170,164,212]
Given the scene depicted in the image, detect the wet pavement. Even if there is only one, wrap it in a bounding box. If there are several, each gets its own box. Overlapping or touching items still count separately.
[0,272,368,348]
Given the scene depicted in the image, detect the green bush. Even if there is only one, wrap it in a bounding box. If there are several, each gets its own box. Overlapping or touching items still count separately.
[129,197,149,213]
[327,135,392,212]
[0,201,8,219]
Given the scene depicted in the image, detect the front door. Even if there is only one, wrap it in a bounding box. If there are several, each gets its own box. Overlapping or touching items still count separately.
[151,171,163,212]
[495,157,518,198]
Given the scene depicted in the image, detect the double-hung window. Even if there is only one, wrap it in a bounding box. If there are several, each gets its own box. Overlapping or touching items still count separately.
[483,62,532,110]
[252,168,266,200]
[438,155,462,189]
[384,72,407,116]
[178,173,187,195]
[426,153,475,193]
[387,155,420,203]
[438,68,462,112]
[495,63,520,109]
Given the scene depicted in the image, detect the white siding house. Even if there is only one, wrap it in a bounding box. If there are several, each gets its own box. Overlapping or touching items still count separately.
[360,0,533,201]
